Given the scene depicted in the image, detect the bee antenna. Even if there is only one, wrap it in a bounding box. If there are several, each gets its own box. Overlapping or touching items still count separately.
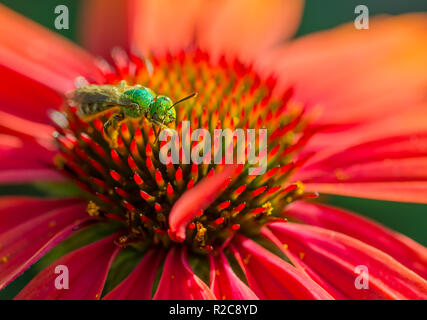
[170,92,198,109]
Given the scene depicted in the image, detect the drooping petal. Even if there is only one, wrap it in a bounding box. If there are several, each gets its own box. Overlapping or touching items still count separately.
[103,249,164,300]
[168,165,237,242]
[294,133,427,203]
[15,233,120,300]
[80,0,133,58]
[285,201,427,279]
[153,246,215,300]
[209,251,258,300]
[0,137,63,184]
[269,222,427,299]
[130,0,304,61]
[231,235,333,300]
[263,14,427,126]
[0,196,91,289]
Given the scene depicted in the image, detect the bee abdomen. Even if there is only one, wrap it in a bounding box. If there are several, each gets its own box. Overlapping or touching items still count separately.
[78,103,110,117]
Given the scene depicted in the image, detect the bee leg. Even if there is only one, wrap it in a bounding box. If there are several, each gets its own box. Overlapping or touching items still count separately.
[151,120,168,144]
[152,124,161,143]
[104,112,125,148]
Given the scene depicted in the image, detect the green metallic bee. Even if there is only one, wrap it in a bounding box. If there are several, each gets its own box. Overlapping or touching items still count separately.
[69,80,197,147]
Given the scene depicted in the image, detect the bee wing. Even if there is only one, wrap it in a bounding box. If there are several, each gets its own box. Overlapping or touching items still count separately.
[69,85,124,105]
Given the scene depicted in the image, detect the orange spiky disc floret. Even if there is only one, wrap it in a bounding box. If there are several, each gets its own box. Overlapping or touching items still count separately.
[51,49,315,253]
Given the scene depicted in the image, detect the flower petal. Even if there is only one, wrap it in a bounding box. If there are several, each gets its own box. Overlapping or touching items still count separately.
[231,235,333,299]
[0,4,101,94]
[269,222,427,299]
[0,65,62,124]
[285,201,427,279]
[80,0,133,58]
[0,197,90,289]
[209,251,258,300]
[103,249,164,300]
[130,0,303,61]
[153,246,215,300]
[295,133,427,203]
[168,165,237,242]
[304,103,427,155]
[0,111,54,142]
[0,136,63,184]
[197,0,304,61]
[131,0,204,54]
[15,233,120,300]
[264,14,427,125]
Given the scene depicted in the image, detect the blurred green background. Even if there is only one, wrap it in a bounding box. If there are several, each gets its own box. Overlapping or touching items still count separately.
[0,0,426,299]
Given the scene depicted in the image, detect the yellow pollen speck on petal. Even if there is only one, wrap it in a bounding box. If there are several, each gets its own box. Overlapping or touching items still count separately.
[299,252,305,260]
[195,222,207,246]
[262,202,273,215]
[283,243,288,250]
[216,270,220,276]
[1,256,8,263]
[48,220,56,228]
[95,294,99,298]
[171,275,175,280]
[334,168,349,181]
[222,295,226,300]
[295,181,305,195]
[86,201,100,216]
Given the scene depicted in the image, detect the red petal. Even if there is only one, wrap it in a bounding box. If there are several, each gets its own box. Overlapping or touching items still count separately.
[0,65,62,124]
[197,0,304,62]
[0,5,101,94]
[80,0,133,58]
[131,0,203,55]
[168,165,237,242]
[269,222,427,299]
[264,14,427,125]
[0,137,63,184]
[304,103,427,156]
[153,246,216,300]
[103,249,164,300]
[285,201,427,279]
[209,251,258,300]
[0,111,54,141]
[231,235,333,300]
[0,197,90,289]
[295,134,427,203]
[130,0,303,61]
[15,233,120,300]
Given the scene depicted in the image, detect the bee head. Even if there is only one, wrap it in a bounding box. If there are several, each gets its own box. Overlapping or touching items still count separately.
[150,96,176,124]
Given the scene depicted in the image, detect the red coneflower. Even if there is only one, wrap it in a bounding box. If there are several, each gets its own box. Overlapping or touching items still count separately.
[0,0,427,300]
